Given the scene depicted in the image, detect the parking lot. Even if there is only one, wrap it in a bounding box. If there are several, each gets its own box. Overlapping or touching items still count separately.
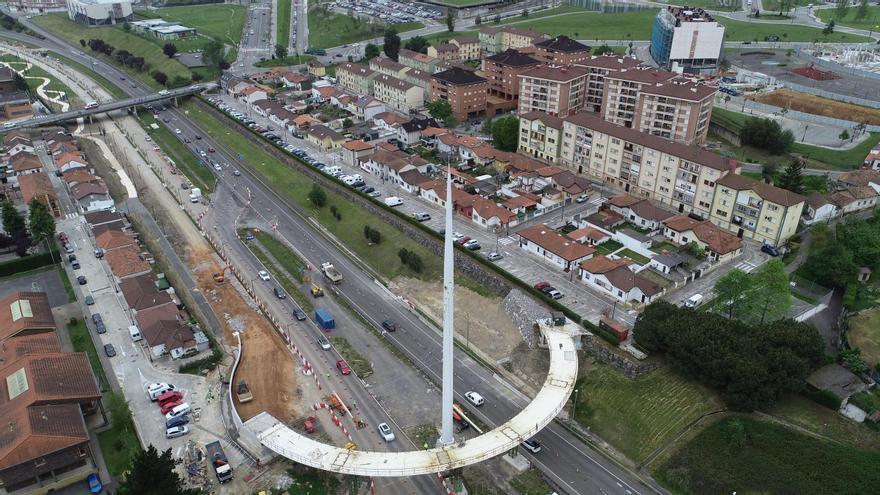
[330,0,442,25]
[0,265,68,306]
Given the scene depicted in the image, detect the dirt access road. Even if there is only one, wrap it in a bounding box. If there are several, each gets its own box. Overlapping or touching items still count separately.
[750,88,880,126]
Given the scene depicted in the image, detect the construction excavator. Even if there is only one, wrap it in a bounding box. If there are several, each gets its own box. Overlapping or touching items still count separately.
[213,265,232,284]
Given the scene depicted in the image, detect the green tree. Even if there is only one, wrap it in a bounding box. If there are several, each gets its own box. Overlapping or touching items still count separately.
[123,21,130,32]
[364,43,381,60]
[800,238,858,288]
[714,269,754,319]
[342,117,353,129]
[474,15,482,25]
[404,36,429,54]
[443,115,458,128]
[494,14,501,24]
[838,217,880,269]
[775,158,804,194]
[202,40,225,67]
[840,348,868,374]
[446,9,454,32]
[13,72,27,92]
[1,200,26,236]
[822,19,835,36]
[761,162,779,183]
[481,117,493,135]
[275,44,288,60]
[594,44,615,55]
[152,71,168,86]
[748,260,792,324]
[383,28,401,61]
[855,0,869,20]
[190,72,203,82]
[740,117,794,154]
[426,99,453,122]
[116,445,199,495]
[162,43,177,58]
[308,184,327,207]
[27,199,55,245]
[79,39,86,47]
[521,8,528,17]
[839,129,850,142]
[491,115,520,152]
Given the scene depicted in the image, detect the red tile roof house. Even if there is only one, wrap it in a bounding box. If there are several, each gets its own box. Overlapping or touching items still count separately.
[662,215,743,262]
[135,303,196,359]
[471,196,519,230]
[567,226,611,246]
[94,227,136,253]
[0,292,55,342]
[104,244,152,281]
[518,223,596,272]
[578,255,663,305]
[120,273,174,322]
[607,193,675,231]
[18,173,62,218]
[341,139,375,167]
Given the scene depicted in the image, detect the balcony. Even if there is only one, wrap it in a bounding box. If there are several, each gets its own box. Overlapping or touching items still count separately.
[734,204,759,217]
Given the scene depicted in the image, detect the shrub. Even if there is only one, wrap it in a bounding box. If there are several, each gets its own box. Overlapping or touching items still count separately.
[398,248,423,273]
[805,389,842,410]
[308,184,327,207]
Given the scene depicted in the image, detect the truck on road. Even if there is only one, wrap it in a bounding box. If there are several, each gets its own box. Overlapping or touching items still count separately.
[315,308,335,330]
[321,262,343,284]
[205,441,233,483]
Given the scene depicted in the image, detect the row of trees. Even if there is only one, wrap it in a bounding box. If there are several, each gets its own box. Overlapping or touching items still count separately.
[740,116,795,155]
[1,200,55,257]
[799,211,880,289]
[634,301,824,410]
[714,259,792,324]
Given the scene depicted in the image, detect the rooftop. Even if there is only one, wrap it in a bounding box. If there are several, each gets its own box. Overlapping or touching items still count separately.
[715,173,807,207]
[535,36,591,53]
[432,66,487,86]
[519,224,596,262]
[0,292,54,342]
[520,64,588,82]
[485,49,539,67]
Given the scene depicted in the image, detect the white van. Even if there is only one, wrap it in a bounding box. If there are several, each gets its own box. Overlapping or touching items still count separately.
[128,325,142,342]
[384,196,403,207]
[147,383,176,401]
[685,294,704,308]
[323,165,342,176]
[165,402,191,420]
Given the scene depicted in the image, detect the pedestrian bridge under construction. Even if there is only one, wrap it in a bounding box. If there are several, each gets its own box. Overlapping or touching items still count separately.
[247,320,580,476]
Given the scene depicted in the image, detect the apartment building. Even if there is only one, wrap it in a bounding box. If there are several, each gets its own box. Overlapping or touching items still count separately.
[560,112,739,218]
[534,36,592,65]
[373,74,424,113]
[8,0,66,12]
[369,57,409,78]
[576,55,643,113]
[709,174,806,247]
[517,65,589,117]
[479,26,547,55]
[518,111,564,164]
[635,80,715,145]
[600,67,675,128]
[429,43,461,62]
[336,62,378,96]
[452,36,481,61]
[430,67,488,121]
[399,49,442,73]
[483,49,540,101]
[650,6,725,74]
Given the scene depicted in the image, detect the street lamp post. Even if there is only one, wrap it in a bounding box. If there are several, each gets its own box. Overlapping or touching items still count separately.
[571,388,579,420]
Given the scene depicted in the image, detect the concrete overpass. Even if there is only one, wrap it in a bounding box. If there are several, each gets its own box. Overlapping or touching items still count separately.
[6,83,216,130]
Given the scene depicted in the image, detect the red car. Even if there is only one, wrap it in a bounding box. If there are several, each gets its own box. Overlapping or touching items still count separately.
[207,147,215,153]
[336,359,352,375]
[160,400,182,415]
[456,236,471,245]
[534,281,551,291]
[157,391,183,406]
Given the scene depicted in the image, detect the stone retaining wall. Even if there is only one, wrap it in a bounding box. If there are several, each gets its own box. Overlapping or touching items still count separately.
[582,334,659,379]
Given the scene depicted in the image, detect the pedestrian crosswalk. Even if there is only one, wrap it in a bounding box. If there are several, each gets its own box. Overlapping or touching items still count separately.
[64,212,78,219]
[498,236,516,246]
[589,196,604,207]
[734,260,757,273]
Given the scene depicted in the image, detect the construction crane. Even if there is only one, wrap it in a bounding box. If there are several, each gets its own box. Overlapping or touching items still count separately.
[213,265,232,284]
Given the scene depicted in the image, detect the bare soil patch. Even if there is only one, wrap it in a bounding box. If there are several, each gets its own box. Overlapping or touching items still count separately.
[390,277,522,361]
[749,89,880,125]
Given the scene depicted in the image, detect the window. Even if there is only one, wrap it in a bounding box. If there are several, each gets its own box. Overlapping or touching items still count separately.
[716,209,728,217]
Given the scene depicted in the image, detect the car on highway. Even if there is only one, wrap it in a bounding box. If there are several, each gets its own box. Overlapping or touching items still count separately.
[213,163,222,171]
[175,128,181,134]
[184,138,191,144]
[103,343,116,357]
[274,287,286,299]
[381,319,397,332]
[336,359,352,375]
[233,170,241,176]
[317,336,331,350]
[521,438,542,454]
[293,308,307,321]
[486,251,503,262]
[377,422,395,442]
[464,391,484,407]
[195,135,202,140]
[208,147,215,153]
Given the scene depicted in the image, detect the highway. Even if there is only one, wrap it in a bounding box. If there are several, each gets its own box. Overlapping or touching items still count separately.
[7,83,212,129]
[12,20,665,495]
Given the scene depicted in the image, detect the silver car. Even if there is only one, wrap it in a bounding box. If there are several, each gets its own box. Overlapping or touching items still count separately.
[377,422,395,442]
[165,425,189,439]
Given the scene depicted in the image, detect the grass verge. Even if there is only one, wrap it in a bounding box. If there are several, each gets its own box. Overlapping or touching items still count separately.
[49,52,128,100]
[139,112,216,193]
[574,365,722,463]
[254,55,314,68]
[509,468,552,495]
[285,467,340,495]
[146,4,246,45]
[277,0,291,49]
[330,336,373,377]
[308,5,423,48]
[407,424,438,450]
[253,230,307,282]
[57,265,75,302]
[816,5,880,30]
[240,228,314,313]
[67,319,109,391]
[655,416,880,494]
[97,392,141,477]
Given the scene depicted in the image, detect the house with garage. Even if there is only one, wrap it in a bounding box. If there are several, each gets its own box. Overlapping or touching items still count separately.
[518,223,596,271]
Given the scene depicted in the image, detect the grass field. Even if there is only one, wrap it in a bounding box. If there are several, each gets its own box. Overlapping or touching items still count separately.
[308,7,423,48]
[278,0,292,49]
[574,365,722,463]
[656,416,880,494]
[139,112,216,193]
[817,5,880,30]
[720,16,873,42]
[432,0,494,5]
[498,5,587,25]
[849,307,880,367]
[50,53,128,100]
[762,0,812,12]
[254,55,313,68]
[32,13,193,88]
[0,54,80,109]
[285,468,340,495]
[768,395,880,451]
[184,100,445,283]
[422,30,477,45]
[67,319,109,391]
[145,4,246,45]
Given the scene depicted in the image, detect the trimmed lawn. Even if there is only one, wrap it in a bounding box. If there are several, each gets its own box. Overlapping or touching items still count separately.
[574,365,722,463]
[139,112,216,193]
[277,0,292,48]
[184,100,444,282]
[849,307,880,367]
[0,54,80,109]
[145,4,246,45]
[655,416,880,494]
[792,133,880,171]
[32,14,193,88]
[308,7,423,48]
[816,5,880,30]
[710,106,749,132]
[254,55,314,68]
[595,240,623,256]
[618,248,650,265]
[57,265,75,302]
[719,16,874,43]
[650,241,678,254]
[498,6,587,25]
[97,392,141,477]
[67,319,109,391]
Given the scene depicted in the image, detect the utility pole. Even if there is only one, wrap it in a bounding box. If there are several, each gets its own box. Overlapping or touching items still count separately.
[439,163,455,446]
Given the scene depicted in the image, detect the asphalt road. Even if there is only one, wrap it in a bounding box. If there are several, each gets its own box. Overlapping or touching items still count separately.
[13,21,666,495]
[236,0,273,70]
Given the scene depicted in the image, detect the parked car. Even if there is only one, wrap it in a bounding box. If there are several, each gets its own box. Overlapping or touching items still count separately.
[166,415,190,429]
[546,289,564,300]
[160,400,183,415]
[761,244,780,257]
[464,391,484,407]
[381,319,397,332]
[147,383,176,401]
[412,212,431,222]
[336,359,352,375]
[463,239,481,251]
[103,344,116,357]
[533,281,551,291]
[575,194,589,204]
[77,275,87,285]
[157,391,183,406]
[377,422,395,442]
[486,252,503,262]
[84,294,95,305]
[165,425,189,439]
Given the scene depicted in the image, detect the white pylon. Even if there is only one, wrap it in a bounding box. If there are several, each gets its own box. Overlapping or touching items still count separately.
[438,165,455,446]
